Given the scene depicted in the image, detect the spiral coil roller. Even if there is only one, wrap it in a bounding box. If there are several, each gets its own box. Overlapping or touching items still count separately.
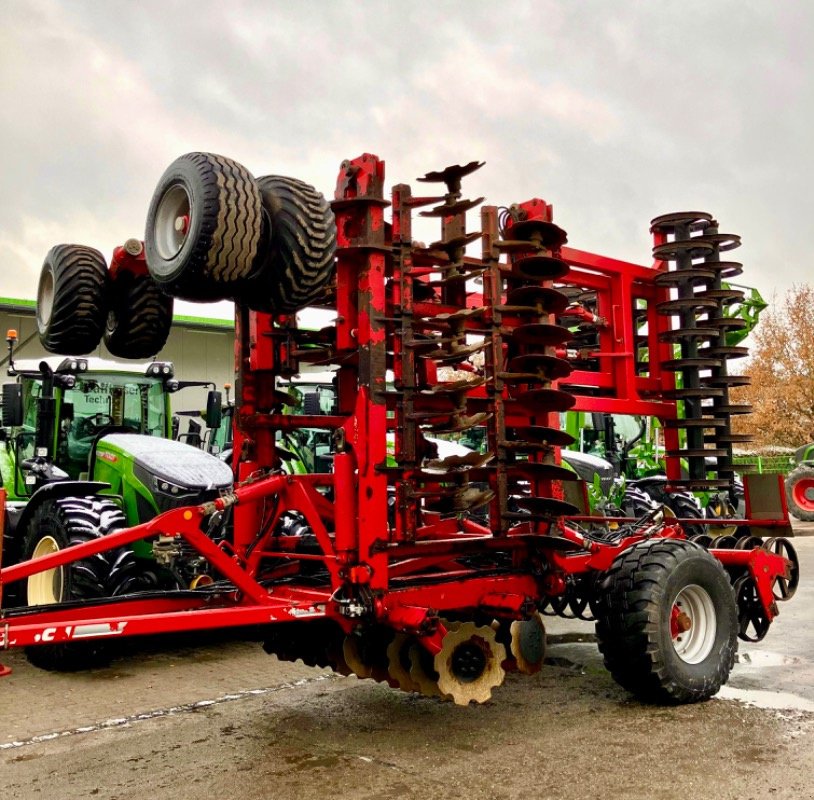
[652,211,752,496]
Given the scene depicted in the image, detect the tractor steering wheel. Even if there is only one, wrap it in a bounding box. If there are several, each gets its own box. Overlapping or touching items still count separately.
[75,413,115,440]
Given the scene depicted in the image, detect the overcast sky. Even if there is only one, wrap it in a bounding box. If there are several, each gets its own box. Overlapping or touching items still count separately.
[1,1,811,319]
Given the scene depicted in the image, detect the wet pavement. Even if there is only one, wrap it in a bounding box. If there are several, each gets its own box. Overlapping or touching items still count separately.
[0,522,812,799]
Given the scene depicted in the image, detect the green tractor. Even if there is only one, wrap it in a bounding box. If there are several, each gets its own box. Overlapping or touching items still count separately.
[0,352,233,667]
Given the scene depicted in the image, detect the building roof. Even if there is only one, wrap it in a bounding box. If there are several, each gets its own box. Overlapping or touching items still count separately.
[0,296,234,332]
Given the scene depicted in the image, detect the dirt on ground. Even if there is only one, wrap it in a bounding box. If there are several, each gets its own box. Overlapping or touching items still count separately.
[2,525,812,800]
[1,631,813,800]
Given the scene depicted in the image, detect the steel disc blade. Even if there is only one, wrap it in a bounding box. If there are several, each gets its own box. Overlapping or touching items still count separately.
[509,613,547,675]
[386,634,420,692]
[434,622,507,705]
[408,644,445,698]
[342,635,374,679]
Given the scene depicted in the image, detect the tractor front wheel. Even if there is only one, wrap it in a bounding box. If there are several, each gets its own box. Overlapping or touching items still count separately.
[785,465,814,522]
[22,496,140,671]
[596,538,737,703]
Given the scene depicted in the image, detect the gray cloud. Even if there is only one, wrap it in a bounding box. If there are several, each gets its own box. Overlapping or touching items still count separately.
[1,0,810,314]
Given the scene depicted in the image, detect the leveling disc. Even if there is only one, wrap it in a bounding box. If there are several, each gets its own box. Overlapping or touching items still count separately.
[434,622,507,705]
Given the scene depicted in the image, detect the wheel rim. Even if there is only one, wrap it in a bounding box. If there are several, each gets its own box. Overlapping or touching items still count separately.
[671,583,716,664]
[792,477,814,510]
[27,536,64,605]
[152,183,192,266]
[36,267,55,332]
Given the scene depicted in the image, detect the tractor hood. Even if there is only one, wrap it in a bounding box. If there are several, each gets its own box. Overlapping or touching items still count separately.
[98,434,233,490]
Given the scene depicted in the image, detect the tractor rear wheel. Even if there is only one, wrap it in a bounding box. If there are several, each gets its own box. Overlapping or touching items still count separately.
[144,152,264,300]
[104,271,174,359]
[240,175,336,314]
[37,244,108,355]
[785,465,814,522]
[22,496,141,671]
[596,538,737,703]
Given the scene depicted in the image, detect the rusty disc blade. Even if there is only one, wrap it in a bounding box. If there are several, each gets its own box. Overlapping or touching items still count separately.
[650,211,713,233]
[656,297,720,314]
[420,196,484,218]
[507,353,572,380]
[505,286,570,315]
[693,232,741,251]
[652,239,715,260]
[512,388,576,413]
[658,327,720,343]
[417,161,485,186]
[509,323,573,347]
[511,255,570,281]
[427,411,491,433]
[653,267,716,286]
[505,426,575,448]
[509,462,578,482]
[661,357,723,371]
[513,497,580,518]
[425,452,494,470]
[702,260,743,279]
[509,219,567,249]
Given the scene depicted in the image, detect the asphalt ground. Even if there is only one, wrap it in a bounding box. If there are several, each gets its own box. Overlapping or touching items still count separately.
[0,519,812,799]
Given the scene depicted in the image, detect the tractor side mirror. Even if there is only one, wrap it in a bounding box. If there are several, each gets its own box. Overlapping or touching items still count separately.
[1,383,23,427]
[205,390,223,430]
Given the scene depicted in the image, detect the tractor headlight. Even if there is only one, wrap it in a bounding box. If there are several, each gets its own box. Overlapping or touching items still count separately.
[152,476,194,498]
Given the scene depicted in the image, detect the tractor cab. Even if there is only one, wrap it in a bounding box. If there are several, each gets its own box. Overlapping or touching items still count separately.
[1,356,174,497]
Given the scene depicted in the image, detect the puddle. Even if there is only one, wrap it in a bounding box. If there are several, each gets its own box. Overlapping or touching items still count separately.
[717,685,814,713]
[736,650,804,668]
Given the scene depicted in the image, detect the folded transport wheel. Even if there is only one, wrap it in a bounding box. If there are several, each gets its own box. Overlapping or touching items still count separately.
[22,496,141,671]
[144,152,264,300]
[240,174,337,314]
[434,622,507,705]
[596,538,737,703]
[37,244,108,355]
[104,268,173,358]
[785,465,814,522]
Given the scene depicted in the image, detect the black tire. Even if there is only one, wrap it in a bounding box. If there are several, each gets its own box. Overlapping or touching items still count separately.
[621,485,658,518]
[241,175,336,314]
[596,538,737,704]
[104,270,174,358]
[37,244,108,355]
[144,152,263,300]
[785,465,814,522]
[22,496,140,671]
[636,479,706,537]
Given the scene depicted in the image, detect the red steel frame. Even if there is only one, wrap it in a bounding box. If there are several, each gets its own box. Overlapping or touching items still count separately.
[0,153,794,660]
